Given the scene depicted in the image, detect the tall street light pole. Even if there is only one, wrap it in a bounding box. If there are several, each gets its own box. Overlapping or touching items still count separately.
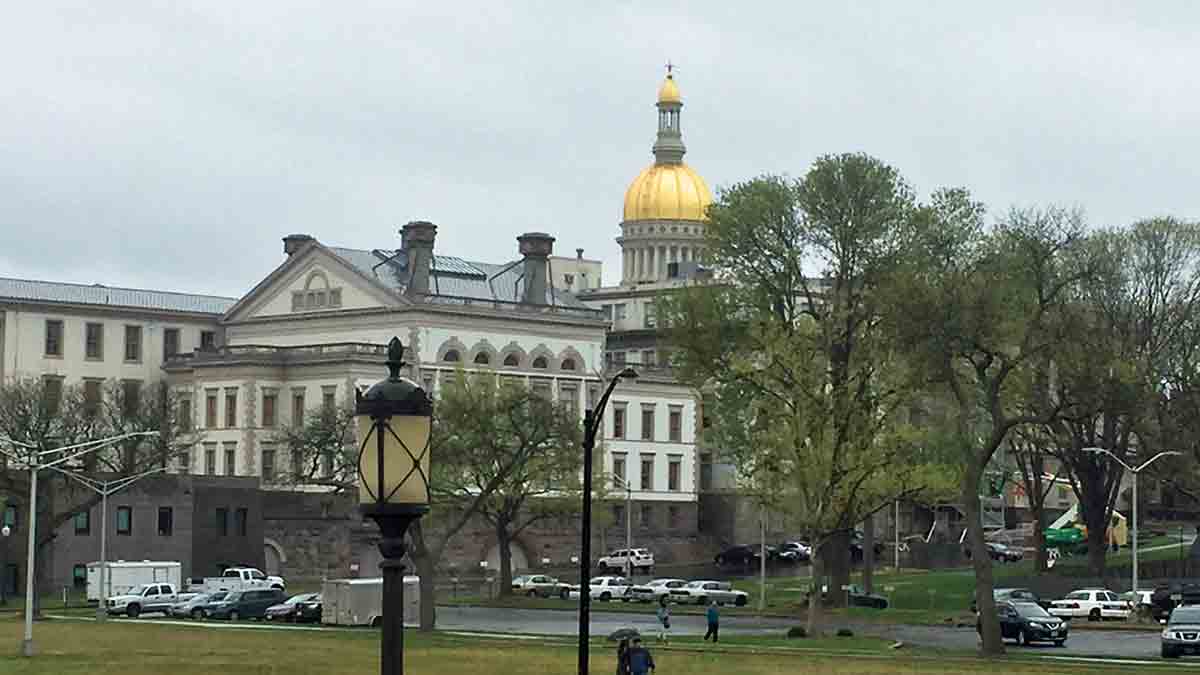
[1082,447,1180,597]
[47,465,169,621]
[0,431,158,657]
[578,367,637,675]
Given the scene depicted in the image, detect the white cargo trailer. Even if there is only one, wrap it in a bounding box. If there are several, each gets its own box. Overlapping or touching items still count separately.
[321,576,419,627]
[87,561,182,602]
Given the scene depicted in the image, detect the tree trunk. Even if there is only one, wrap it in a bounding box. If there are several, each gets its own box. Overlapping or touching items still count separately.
[1081,487,1110,577]
[806,544,824,636]
[408,522,438,632]
[496,519,513,597]
[826,530,851,608]
[964,464,1004,656]
[1032,503,1048,574]
[863,517,875,595]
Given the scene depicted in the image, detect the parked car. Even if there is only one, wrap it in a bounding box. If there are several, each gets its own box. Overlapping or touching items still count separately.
[987,542,1024,563]
[205,589,286,621]
[1151,583,1200,623]
[567,576,632,602]
[168,592,226,619]
[778,542,812,562]
[265,593,322,622]
[977,601,1068,647]
[626,578,688,603]
[188,567,286,594]
[596,549,654,574]
[971,588,1047,613]
[106,582,182,618]
[511,575,571,599]
[1162,604,1200,658]
[714,545,760,566]
[1049,589,1130,621]
[676,580,749,607]
[1121,590,1154,615]
[806,583,888,609]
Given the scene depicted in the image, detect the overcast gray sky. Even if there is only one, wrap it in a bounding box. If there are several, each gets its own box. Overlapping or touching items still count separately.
[3,2,1198,298]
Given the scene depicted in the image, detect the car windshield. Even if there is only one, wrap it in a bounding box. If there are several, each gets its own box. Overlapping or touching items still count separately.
[207,592,226,602]
[283,594,312,605]
[513,576,530,584]
[224,592,241,601]
[1013,603,1051,618]
[686,581,704,588]
[1171,608,1200,625]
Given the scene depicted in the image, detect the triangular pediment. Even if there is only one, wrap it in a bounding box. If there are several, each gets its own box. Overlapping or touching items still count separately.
[224,242,404,322]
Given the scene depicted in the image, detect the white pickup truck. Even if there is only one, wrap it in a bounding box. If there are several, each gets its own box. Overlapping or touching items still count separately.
[187,567,286,594]
[106,582,189,618]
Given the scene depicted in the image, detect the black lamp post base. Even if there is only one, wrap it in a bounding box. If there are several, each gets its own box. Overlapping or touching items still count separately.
[363,506,426,675]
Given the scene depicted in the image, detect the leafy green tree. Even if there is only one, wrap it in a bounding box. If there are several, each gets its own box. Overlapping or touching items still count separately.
[660,155,944,633]
[887,195,1092,655]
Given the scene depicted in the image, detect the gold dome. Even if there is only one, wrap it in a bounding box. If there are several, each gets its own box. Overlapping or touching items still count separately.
[657,74,681,104]
[623,163,712,222]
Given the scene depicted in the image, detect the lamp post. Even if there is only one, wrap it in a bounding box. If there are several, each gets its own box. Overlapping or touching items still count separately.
[1,524,10,606]
[578,367,637,675]
[46,465,168,622]
[355,337,433,675]
[1081,447,1180,597]
[611,475,633,577]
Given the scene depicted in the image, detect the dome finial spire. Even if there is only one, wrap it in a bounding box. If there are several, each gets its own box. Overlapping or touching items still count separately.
[654,65,685,163]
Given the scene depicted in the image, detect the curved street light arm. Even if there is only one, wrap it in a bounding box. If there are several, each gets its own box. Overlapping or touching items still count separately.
[1135,451,1182,474]
[587,369,638,439]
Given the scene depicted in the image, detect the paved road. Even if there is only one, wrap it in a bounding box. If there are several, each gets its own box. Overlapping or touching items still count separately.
[434,606,795,637]
[839,622,1164,659]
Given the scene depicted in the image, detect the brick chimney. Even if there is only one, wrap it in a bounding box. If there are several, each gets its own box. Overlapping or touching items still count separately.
[517,232,555,305]
[282,234,314,256]
[401,221,437,296]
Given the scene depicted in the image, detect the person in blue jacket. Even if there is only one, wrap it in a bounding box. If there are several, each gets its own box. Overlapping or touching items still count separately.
[704,601,720,642]
[624,637,655,675]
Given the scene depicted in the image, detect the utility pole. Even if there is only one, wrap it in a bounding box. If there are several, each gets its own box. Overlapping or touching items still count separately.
[759,506,766,612]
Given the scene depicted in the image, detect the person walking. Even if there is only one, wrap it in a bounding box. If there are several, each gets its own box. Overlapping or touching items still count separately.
[655,596,671,644]
[615,638,631,675]
[625,636,656,675]
[704,601,720,643]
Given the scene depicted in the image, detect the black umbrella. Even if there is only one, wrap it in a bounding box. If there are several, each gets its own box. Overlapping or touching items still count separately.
[607,627,641,642]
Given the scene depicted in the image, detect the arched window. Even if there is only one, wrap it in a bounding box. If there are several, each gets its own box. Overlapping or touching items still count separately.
[503,353,520,367]
[473,352,490,365]
[532,356,548,369]
[443,350,461,363]
[561,358,576,371]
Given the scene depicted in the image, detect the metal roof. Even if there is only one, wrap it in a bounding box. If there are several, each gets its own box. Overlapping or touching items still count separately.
[0,277,236,315]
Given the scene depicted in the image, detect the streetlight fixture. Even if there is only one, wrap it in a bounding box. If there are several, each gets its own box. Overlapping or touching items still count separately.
[1,524,10,606]
[1081,447,1180,598]
[0,431,158,657]
[355,336,433,675]
[577,366,637,675]
[46,465,169,622]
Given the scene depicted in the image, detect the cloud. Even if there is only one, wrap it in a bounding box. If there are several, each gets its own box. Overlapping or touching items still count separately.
[1,2,1197,296]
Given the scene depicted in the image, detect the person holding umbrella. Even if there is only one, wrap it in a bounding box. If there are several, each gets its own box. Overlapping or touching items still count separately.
[624,636,656,675]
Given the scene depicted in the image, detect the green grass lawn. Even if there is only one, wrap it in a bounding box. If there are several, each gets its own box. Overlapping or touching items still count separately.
[0,615,1160,674]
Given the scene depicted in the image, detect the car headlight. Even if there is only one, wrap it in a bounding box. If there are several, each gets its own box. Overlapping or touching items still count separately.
[1163,629,1173,639]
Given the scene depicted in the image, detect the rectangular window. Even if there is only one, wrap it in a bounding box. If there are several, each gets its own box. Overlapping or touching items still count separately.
[83,379,102,417]
[216,508,228,536]
[44,319,63,357]
[158,507,173,536]
[5,564,18,596]
[235,508,248,536]
[641,406,655,441]
[587,385,599,411]
[177,397,192,432]
[292,391,305,426]
[205,391,217,428]
[613,405,626,439]
[74,510,90,535]
[224,443,236,476]
[668,457,681,492]
[72,564,87,589]
[321,450,333,478]
[640,504,653,527]
[177,449,190,475]
[163,328,180,360]
[600,304,613,320]
[121,380,142,416]
[641,350,656,366]
[292,449,303,480]
[641,457,654,491]
[85,323,103,360]
[116,506,132,535]
[643,304,656,328]
[558,385,578,417]
[261,446,276,483]
[204,443,216,475]
[322,386,336,411]
[614,304,627,320]
[612,454,627,485]
[42,376,63,414]
[200,330,216,351]
[124,325,142,362]
[329,289,342,307]
[262,392,277,428]
[531,380,552,400]
[613,505,625,526]
[224,388,238,428]
[611,351,627,366]
[669,408,682,442]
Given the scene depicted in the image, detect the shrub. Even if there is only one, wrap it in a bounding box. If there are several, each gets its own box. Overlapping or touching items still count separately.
[836,628,854,637]
[786,626,807,639]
